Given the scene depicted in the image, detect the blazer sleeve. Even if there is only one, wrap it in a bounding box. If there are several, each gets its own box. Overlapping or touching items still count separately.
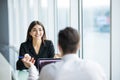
[16,43,28,70]
[47,41,55,58]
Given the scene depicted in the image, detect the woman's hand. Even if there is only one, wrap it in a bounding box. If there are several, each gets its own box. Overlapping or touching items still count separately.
[22,54,35,68]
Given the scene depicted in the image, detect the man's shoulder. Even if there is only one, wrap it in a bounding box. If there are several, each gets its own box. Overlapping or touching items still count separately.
[81,59,105,73]
[84,59,101,67]
[41,61,62,72]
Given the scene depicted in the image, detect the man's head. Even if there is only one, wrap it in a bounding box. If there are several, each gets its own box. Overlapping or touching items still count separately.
[58,27,80,55]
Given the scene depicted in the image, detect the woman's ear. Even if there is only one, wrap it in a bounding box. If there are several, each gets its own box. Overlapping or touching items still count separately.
[29,32,32,37]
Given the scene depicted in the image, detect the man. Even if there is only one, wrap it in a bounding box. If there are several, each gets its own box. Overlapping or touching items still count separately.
[22,27,106,80]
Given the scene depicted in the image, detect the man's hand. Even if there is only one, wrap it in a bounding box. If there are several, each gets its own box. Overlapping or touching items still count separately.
[22,54,35,68]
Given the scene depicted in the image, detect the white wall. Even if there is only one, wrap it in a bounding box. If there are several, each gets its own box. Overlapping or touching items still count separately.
[112,0,120,80]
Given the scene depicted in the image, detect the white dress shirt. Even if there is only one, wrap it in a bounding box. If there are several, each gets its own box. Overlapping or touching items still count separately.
[28,54,106,80]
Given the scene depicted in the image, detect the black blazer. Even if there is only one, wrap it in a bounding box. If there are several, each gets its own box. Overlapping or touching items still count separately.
[16,40,55,70]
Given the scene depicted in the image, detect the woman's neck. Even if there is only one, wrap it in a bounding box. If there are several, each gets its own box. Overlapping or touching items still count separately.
[32,39,42,47]
[32,39,42,54]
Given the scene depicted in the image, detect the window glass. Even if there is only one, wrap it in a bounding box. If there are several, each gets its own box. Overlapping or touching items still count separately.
[57,0,70,30]
[83,0,110,79]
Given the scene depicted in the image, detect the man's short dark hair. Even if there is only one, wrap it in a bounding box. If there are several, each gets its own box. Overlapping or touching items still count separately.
[58,27,80,54]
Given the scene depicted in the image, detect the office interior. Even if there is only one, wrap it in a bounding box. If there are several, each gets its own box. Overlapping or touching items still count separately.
[0,0,120,80]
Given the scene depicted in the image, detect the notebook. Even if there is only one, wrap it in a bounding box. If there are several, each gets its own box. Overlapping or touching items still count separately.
[37,58,61,73]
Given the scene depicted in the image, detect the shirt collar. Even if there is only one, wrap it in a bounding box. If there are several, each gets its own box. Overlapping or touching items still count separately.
[62,54,79,62]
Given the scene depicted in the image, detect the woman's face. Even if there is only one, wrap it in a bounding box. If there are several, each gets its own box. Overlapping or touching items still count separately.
[30,24,44,40]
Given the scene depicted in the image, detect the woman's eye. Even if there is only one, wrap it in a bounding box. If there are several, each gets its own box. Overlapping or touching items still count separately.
[39,29,43,31]
[32,29,36,32]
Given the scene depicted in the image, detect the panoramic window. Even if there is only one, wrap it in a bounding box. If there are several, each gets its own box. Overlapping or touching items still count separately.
[82,0,110,79]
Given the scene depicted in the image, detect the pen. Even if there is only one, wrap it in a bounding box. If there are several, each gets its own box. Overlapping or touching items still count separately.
[19,56,24,59]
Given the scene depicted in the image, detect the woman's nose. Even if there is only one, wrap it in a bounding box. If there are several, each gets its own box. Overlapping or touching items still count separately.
[36,30,40,34]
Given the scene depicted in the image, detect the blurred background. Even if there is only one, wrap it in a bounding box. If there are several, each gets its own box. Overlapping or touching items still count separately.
[0,0,120,80]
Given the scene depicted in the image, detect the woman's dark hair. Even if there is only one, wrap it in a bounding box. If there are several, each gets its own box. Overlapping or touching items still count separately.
[58,27,80,54]
[26,21,46,43]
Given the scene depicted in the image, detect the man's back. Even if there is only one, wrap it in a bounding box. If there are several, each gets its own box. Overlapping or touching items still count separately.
[39,54,106,80]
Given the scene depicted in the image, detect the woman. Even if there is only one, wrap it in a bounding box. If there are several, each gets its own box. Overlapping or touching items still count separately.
[16,21,55,70]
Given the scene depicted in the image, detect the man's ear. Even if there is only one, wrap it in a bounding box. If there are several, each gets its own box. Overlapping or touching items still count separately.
[77,43,80,50]
[58,44,63,54]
